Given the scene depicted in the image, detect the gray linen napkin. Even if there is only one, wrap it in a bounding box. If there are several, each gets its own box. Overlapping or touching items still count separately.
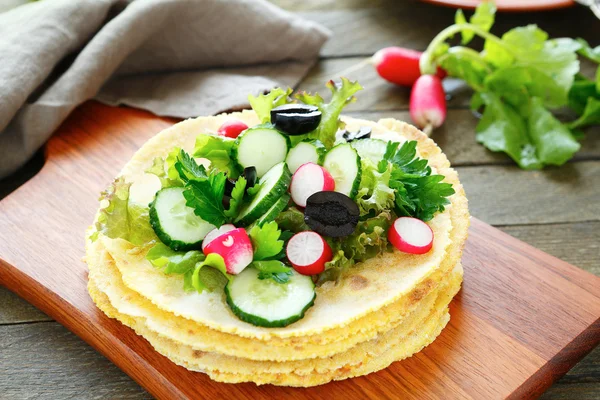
[0,0,329,179]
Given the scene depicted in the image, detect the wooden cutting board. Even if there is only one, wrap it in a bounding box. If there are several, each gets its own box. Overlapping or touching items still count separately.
[1,101,599,400]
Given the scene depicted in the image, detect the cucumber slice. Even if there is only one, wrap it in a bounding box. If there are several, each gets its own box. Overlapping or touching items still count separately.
[233,126,290,178]
[256,194,290,227]
[235,162,291,226]
[323,143,362,199]
[285,141,325,174]
[350,138,388,164]
[225,267,316,327]
[149,187,215,251]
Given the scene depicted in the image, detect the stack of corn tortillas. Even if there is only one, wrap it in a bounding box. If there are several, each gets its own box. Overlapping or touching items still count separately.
[85,111,469,387]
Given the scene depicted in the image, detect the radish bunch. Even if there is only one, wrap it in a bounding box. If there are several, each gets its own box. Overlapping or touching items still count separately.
[372,47,447,135]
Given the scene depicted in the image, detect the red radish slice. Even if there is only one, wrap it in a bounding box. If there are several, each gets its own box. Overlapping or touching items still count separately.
[388,217,434,255]
[290,163,335,208]
[203,227,253,274]
[217,119,248,138]
[373,47,446,87]
[202,224,236,251]
[409,74,446,136]
[286,231,332,275]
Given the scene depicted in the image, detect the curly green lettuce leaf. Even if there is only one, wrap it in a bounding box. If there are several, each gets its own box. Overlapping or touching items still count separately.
[93,177,157,245]
[274,207,311,233]
[318,211,393,285]
[253,260,293,283]
[248,88,293,123]
[189,253,231,293]
[193,134,238,177]
[248,221,284,260]
[145,150,183,189]
[356,159,395,216]
[296,78,363,149]
[146,243,204,274]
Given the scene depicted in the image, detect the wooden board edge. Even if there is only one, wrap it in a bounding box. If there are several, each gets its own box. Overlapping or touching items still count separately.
[508,316,600,399]
[0,259,187,400]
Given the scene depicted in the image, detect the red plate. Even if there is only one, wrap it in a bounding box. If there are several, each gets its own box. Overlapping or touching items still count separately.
[421,0,575,12]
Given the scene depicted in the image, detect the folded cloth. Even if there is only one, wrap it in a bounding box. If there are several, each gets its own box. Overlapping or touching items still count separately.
[0,0,329,179]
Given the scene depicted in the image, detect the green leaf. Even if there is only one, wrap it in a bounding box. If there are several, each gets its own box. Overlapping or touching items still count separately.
[527,97,580,165]
[439,48,490,91]
[253,260,293,283]
[568,78,598,115]
[297,78,363,149]
[224,177,246,218]
[183,170,228,226]
[248,88,293,123]
[174,149,207,183]
[356,159,395,217]
[274,207,310,233]
[568,97,600,129]
[576,38,600,63]
[145,154,183,188]
[146,243,205,274]
[248,221,284,260]
[457,2,496,45]
[475,92,542,169]
[191,253,231,293]
[193,134,238,177]
[94,177,158,245]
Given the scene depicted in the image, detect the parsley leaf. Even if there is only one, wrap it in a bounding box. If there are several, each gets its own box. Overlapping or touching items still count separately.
[248,221,284,260]
[183,169,228,227]
[224,177,247,218]
[253,260,293,284]
[175,149,207,182]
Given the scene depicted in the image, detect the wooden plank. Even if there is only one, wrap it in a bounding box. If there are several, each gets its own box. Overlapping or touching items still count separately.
[0,102,599,399]
[456,161,600,226]
[0,288,51,324]
[348,110,600,165]
[0,322,595,400]
[271,0,600,57]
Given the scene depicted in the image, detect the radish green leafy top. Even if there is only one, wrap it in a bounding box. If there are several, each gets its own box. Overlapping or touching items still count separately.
[420,2,600,169]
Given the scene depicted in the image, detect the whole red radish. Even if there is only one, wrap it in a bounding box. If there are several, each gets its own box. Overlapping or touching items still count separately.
[409,74,446,136]
[217,119,248,138]
[203,227,253,274]
[286,231,332,275]
[290,163,335,208]
[373,47,446,87]
[388,217,434,255]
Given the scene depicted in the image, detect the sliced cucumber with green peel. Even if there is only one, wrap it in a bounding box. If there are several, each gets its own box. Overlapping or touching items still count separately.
[225,267,316,327]
[256,194,290,227]
[350,138,388,164]
[235,162,291,226]
[323,143,362,199]
[285,141,325,174]
[149,187,215,251]
[233,125,290,178]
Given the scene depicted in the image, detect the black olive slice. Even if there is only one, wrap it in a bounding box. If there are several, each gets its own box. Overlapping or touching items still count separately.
[271,104,322,136]
[243,166,258,189]
[304,191,359,238]
[342,126,372,142]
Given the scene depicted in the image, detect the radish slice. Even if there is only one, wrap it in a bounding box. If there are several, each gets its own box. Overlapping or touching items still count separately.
[388,217,434,255]
[290,163,335,208]
[203,227,253,274]
[409,74,447,135]
[286,231,332,275]
[217,119,249,139]
[202,224,236,251]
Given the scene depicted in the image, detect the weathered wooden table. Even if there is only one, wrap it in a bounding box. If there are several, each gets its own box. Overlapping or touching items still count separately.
[1,1,598,398]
